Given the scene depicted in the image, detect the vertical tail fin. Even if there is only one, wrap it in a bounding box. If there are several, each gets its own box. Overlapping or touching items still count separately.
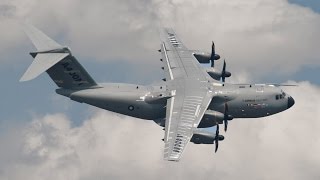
[20,24,99,89]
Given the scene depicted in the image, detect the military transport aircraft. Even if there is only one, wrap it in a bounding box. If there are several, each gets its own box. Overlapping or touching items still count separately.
[20,24,295,161]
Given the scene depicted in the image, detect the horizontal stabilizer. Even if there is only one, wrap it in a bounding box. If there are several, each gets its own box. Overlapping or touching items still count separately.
[20,53,69,82]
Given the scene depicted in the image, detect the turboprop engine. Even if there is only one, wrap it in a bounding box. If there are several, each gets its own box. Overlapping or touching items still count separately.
[193,41,220,67]
[206,67,231,81]
[193,52,220,64]
[198,110,233,128]
[191,129,224,144]
[193,42,231,82]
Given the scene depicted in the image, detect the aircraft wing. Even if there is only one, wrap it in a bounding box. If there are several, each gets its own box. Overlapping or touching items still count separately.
[161,28,214,161]
[164,88,212,161]
[160,28,211,81]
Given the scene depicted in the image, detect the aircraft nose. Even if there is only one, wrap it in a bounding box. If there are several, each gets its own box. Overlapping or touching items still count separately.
[287,96,295,109]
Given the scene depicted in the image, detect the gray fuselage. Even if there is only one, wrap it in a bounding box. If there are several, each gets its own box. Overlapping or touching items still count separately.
[56,82,294,128]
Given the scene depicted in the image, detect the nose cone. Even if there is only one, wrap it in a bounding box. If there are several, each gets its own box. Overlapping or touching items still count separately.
[287,96,295,109]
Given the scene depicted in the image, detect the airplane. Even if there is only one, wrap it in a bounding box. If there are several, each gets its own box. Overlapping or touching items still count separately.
[20,24,295,162]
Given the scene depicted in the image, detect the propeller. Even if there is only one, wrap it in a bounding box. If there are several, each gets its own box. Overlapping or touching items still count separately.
[214,124,220,153]
[224,103,229,132]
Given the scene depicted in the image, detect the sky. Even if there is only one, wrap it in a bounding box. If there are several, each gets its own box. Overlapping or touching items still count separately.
[0,0,320,179]
[289,0,320,12]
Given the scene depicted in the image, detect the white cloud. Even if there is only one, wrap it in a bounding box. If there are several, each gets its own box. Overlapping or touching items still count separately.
[0,0,319,79]
[1,81,320,180]
[1,0,320,179]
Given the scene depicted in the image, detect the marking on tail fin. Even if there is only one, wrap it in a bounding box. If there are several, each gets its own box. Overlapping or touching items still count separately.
[60,61,87,86]
[46,55,98,89]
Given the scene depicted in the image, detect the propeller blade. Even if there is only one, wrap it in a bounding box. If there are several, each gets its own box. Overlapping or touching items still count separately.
[221,59,226,82]
[210,41,215,67]
[215,124,219,153]
[215,139,219,153]
[216,123,220,136]
[224,119,228,132]
[211,41,215,57]
[211,60,214,68]
[224,103,229,132]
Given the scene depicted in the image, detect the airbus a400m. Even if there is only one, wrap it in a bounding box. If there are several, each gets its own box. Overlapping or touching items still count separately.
[20,25,295,161]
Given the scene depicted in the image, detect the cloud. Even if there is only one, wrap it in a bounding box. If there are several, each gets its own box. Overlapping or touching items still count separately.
[1,0,320,179]
[0,0,320,79]
[0,4,16,18]
[1,81,319,180]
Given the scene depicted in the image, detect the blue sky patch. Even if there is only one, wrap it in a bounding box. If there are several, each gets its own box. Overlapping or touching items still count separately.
[289,0,320,13]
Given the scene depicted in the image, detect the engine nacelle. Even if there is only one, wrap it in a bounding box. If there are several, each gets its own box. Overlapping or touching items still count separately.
[193,52,221,64]
[193,52,211,63]
[206,68,231,81]
[198,110,233,128]
[191,131,224,144]
[206,68,221,80]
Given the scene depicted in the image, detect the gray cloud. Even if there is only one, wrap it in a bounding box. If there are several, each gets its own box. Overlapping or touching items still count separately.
[0,81,319,180]
[0,4,16,18]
